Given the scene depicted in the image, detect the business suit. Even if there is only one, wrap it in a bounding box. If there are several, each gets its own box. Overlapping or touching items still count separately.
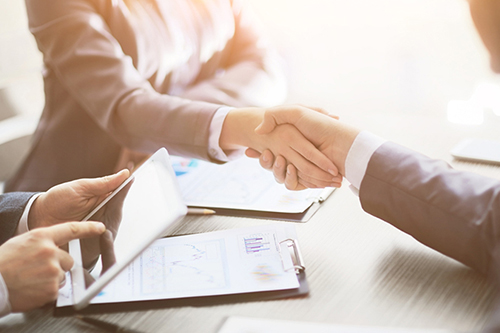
[6,0,285,192]
[359,141,500,276]
[0,193,34,245]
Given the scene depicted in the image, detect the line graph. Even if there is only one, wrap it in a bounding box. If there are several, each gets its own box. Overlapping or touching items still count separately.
[140,239,227,295]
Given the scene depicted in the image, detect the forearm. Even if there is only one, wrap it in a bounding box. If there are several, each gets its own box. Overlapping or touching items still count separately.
[28,0,225,158]
[359,142,500,274]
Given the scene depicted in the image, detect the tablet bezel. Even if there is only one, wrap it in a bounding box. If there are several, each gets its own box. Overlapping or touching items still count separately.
[68,148,187,310]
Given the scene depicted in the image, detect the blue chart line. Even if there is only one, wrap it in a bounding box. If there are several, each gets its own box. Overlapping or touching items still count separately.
[244,235,271,254]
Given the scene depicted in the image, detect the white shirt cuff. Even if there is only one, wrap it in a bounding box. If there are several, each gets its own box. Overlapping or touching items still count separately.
[345,131,386,191]
[0,273,11,317]
[208,106,244,162]
[16,193,43,235]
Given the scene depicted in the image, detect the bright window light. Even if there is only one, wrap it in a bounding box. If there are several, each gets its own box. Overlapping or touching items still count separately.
[471,82,500,116]
[447,100,484,125]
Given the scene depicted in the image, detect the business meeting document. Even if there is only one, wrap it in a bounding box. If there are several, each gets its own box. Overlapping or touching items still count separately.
[171,156,334,213]
[56,224,301,307]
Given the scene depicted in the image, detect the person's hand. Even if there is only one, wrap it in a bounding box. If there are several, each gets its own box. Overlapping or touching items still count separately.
[28,169,130,230]
[249,105,360,190]
[245,149,344,190]
[83,230,117,288]
[0,221,106,312]
[245,105,343,189]
[80,179,133,269]
[219,106,341,188]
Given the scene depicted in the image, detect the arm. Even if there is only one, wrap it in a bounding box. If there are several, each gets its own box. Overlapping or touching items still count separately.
[254,107,500,274]
[26,0,284,157]
[26,0,224,157]
[360,142,500,274]
[26,0,335,181]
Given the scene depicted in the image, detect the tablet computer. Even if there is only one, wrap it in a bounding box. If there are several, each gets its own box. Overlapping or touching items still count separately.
[67,148,187,310]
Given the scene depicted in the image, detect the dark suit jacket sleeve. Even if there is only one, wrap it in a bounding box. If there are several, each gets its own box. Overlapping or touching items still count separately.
[0,192,36,245]
[359,141,500,274]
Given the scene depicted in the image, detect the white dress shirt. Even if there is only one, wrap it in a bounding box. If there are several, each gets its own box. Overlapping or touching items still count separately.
[208,107,244,161]
[344,131,387,194]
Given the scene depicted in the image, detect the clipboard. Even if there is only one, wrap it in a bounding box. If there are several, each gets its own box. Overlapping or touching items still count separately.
[54,225,309,316]
[190,188,334,222]
[172,156,336,222]
[53,272,308,316]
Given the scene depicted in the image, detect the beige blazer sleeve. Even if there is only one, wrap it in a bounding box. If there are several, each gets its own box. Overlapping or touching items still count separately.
[6,0,285,192]
[359,141,500,275]
[26,0,223,153]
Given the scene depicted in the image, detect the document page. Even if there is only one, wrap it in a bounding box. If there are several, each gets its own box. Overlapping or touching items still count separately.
[171,156,331,213]
[57,224,300,307]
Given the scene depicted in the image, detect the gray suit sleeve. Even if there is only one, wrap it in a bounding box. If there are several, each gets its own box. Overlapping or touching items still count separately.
[359,141,500,274]
[0,192,36,245]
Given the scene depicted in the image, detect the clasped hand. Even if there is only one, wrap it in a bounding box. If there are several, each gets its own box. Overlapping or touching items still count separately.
[221,106,344,190]
[244,105,360,190]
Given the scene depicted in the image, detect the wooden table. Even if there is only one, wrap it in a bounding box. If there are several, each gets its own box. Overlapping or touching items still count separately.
[2,0,500,331]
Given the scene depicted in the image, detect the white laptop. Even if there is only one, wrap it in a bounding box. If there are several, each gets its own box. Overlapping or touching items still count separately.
[67,148,187,310]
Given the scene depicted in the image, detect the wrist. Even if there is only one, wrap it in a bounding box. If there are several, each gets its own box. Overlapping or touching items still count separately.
[219,108,265,150]
[323,121,360,176]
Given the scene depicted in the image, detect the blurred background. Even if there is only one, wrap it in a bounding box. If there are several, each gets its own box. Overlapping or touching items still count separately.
[250,0,500,165]
[1,0,499,165]
[252,0,494,117]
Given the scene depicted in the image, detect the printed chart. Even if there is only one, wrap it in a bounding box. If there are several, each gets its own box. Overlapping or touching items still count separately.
[243,233,272,256]
[140,240,228,295]
[170,155,327,213]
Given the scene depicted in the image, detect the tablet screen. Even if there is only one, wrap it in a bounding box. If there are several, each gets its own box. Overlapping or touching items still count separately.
[70,148,187,308]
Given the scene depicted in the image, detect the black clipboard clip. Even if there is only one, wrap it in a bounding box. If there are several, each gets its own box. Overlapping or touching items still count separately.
[279,238,305,274]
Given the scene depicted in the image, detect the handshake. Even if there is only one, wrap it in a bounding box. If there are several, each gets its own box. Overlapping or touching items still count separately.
[0,105,358,315]
[224,105,361,191]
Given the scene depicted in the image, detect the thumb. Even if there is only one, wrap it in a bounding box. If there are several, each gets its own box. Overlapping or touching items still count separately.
[255,106,306,134]
[78,169,130,196]
[254,110,280,135]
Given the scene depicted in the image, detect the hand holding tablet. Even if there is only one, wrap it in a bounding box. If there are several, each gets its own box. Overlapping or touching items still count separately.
[67,148,187,310]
